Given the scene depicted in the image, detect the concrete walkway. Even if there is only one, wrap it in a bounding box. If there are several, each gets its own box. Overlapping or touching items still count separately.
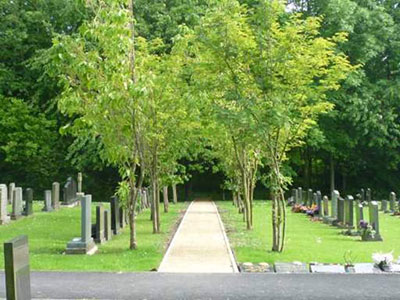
[158,200,238,273]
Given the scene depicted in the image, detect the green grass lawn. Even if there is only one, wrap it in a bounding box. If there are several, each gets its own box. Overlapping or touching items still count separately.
[0,201,187,271]
[217,200,400,264]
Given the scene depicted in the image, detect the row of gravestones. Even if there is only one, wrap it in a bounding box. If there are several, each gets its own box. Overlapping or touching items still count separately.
[290,187,384,241]
[0,176,82,225]
[66,188,150,254]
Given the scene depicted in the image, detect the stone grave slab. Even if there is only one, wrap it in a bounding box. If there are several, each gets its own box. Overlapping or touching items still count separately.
[274,262,309,273]
[310,264,346,274]
[353,263,382,274]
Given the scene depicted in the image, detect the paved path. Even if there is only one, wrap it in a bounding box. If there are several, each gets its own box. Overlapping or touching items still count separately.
[1,272,399,299]
[158,200,238,273]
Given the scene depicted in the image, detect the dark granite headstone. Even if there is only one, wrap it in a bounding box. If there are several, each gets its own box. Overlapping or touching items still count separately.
[95,205,105,244]
[4,235,31,299]
[110,196,120,235]
[337,197,344,225]
[104,209,112,241]
[24,188,33,216]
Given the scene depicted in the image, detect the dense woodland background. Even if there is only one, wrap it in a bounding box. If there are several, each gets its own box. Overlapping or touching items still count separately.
[1,0,400,200]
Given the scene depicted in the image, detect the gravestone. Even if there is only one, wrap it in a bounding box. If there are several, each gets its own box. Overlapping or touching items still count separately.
[337,197,345,226]
[308,189,313,206]
[95,205,105,244]
[24,188,33,216]
[292,189,297,204]
[298,187,302,204]
[331,190,339,219]
[274,262,308,273]
[63,177,78,205]
[77,172,83,193]
[343,195,355,234]
[355,196,363,232]
[310,264,346,273]
[52,182,60,210]
[104,210,112,241]
[368,201,382,241]
[323,196,329,216]
[360,188,365,202]
[0,184,10,224]
[42,190,53,212]
[8,182,15,205]
[110,196,120,235]
[4,235,31,299]
[389,192,396,213]
[316,191,322,216]
[11,188,23,220]
[381,200,388,213]
[66,195,97,254]
[366,188,372,202]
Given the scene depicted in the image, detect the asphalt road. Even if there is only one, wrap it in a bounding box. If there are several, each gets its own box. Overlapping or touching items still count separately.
[1,271,400,299]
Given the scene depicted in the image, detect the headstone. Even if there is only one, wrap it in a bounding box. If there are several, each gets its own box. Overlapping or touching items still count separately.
[104,210,112,241]
[77,172,83,193]
[95,205,105,244]
[66,195,97,254]
[52,182,60,210]
[8,182,15,205]
[310,264,346,273]
[355,196,363,231]
[110,196,120,235]
[42,190,53,212]
[345,195,354,230]
[366,188,372,202]
[368,201,382,241]
[0,184,10,224]
[4,235,31,299]
[298,187,302,204]
[63,177,78,205]
[389,192,396,213]
[331,190,339,219]
[24,188,33,216]
[316,191,322,215]
[337,197,345,225]
[308,189,313,206]
[381,200,388,213]
[11,188,23,220]
[274,262,308,273]
[360,188,365,202]
[323,196,329,216]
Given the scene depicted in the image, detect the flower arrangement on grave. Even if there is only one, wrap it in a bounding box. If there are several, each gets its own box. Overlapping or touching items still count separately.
[372,252,393,271]
[359,220,376,241]
[306,205,319,217]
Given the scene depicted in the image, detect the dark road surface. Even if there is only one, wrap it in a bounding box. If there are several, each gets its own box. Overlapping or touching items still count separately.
[1,271,399,299]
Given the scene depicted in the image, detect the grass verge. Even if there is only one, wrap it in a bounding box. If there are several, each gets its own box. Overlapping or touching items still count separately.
[0,201,188,271]
[217,200,400,264]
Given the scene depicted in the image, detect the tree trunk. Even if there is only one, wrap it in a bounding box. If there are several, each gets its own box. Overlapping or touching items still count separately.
[152,180,159,233]
[163,186,169,213]
[172,184,177,204]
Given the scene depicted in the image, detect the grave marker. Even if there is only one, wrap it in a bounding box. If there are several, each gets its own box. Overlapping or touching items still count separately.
[316,191,322,215]
[4,235,31,300]
[308,189,313,206]
[298,187,302,204]
[104,210,112,241]
[368,201,382,241]
[52,182,60,210]
[95,205,105,244]
[366,188,372,202]
[337,197,345,226]
[63,177,78,205]
[42,190,52,212]
[8,182,15,205]
[323,196,329,216]
[110,196,120,235]
[0,184,10,224]
[11,188,23,220]
[66,194,97,254]
[331,190,339,219]
[381,200,388,213]
[389,192,396,213]
[24,188,33,216]
[78,172,83,193]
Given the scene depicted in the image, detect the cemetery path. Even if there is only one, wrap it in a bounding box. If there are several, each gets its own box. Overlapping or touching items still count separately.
[158,199,238,273]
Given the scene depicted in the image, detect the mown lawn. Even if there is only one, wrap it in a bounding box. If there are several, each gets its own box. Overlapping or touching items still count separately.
[217,200,400,264]
[0,201,187,271]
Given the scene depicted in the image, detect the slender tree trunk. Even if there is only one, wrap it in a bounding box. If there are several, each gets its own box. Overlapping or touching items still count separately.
[172,184,177,204]
[151,179,159,233]
[163,186,169,213]
[155,184,160,232]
